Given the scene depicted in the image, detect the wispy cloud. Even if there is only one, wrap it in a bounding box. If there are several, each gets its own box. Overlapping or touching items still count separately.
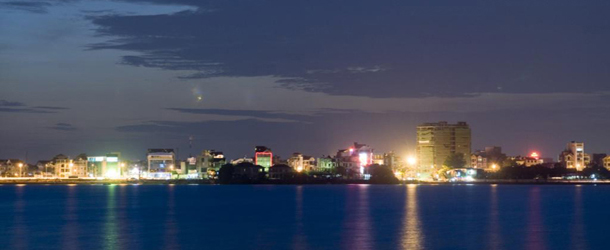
[0,100,26,107]
[47,123,77,131]
[0,1,52,14]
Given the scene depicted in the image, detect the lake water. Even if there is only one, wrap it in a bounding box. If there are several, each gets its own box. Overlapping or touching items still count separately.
[0,184,608,250]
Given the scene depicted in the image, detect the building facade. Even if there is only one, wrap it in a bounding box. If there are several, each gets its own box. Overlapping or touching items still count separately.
[335,142,374,178]
[147,149,175,178]
[316,156,336,172]
[559,142,590,171]
[417,121,471,178]
[254,146,273,172]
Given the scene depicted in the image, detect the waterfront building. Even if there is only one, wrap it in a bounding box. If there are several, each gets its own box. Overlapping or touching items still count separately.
[269,164,294,180]
[471,146,506,170]
[88,153,123,178]
[559,142,590,171]
[73,154,88,178]
[383,152,401,169]
[417,121,471,178]
[254,146,273,172]
[147,149,175,178]
[510,155,543,167]
[53,154,72,178]
[196,150,226,178]
[335,142,374,179]
[287,153,316,172]
[231,157,254,165]
[233,162,264,181]
[0,159,25,177]
[316,156,336,172]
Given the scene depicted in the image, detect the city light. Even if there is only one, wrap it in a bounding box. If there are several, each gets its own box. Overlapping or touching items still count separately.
[406,156,417,166]
[530,152,540,159]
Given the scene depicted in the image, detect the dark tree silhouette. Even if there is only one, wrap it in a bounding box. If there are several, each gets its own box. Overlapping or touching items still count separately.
[444,153,467,168]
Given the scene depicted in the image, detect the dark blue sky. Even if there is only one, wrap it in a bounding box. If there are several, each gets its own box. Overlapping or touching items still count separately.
[1,0,609,161]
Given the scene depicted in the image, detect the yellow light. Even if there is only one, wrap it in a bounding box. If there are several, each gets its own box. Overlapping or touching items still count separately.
[492,164,498,169]
[105,170,119,179]
[406,156,417,166]
[69,163,74,167]
[18,163,23,168]
[296,166,303,172]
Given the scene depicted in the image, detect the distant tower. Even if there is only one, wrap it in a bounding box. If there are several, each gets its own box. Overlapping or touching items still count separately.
[416,121,471,178]
[189,136,194,157]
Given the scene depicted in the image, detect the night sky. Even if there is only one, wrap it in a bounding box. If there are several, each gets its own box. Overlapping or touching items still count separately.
[1,0,609,162]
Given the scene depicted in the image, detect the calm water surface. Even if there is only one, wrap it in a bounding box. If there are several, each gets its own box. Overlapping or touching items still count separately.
[0,184,608,250]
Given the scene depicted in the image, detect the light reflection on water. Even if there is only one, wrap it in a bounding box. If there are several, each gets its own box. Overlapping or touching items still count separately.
[0,184,608,250]
[487,184,502,250]
[401,184,423,250]
[104,185,118,250]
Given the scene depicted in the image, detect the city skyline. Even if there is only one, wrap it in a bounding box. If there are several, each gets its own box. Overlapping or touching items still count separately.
[2,1,610,161]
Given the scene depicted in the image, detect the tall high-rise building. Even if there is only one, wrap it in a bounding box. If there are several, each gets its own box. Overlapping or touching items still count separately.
[417,121,471,178]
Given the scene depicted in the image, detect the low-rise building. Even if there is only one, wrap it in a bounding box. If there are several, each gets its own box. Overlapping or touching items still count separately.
[269,164,294,180]
[287,153,316,172]
[317,156,336,172]
[147,149,175,178]
[0,159,25,177]
[335,142,374,178]
[53,154,72,178]
[254,146,273,172]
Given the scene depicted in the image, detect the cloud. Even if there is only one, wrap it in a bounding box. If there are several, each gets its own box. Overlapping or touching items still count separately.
[32,106,70,110]
[0,100,69,113]
[0,1,53,13]
[0,100,26,107]
[88,0,610,98]
[0,107,54,113]
[47,122,77,131]
[167,108,315,121]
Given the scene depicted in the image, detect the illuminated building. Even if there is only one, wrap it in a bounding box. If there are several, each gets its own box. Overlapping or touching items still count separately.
[559,141,590,171]
[88,153,122,178]
[382,151,401,169]
[417,121,471,178]
[471,147,506,170]
[373,154,385,165]
[0,159,26,177]
[288,153,316,172]
[147,149,175,178]
[197,150,226,178]
[335,142,374,179]
[254,146,273,172]
[316,156,336,172]
[510,155,543,167]
[231,157,253,165]
[72,154,88,177]
[52,154,71,178]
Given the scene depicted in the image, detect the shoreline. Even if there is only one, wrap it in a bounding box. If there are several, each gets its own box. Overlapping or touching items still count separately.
[0,179,608,185]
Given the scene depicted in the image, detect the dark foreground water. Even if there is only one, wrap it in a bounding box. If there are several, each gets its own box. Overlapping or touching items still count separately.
[0,184,608,250]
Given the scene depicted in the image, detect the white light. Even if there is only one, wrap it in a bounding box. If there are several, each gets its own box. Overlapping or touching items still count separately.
[406,156,417,166]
